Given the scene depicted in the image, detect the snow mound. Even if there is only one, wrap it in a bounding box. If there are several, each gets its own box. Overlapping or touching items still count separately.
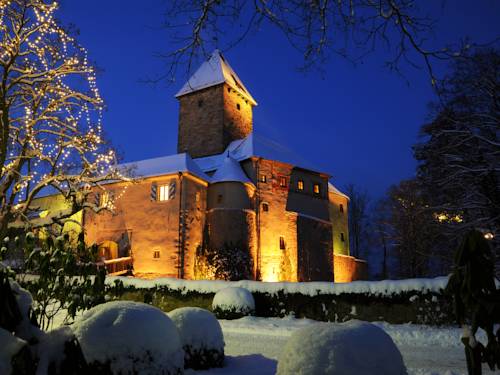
[72,301,184,375]
[212,287,255,319]
[277,320,407,375]
[0,328,28,375]
[168,307,224,369]
[9,280,33,320]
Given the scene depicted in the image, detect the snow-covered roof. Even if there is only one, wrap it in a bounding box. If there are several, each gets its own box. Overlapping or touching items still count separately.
[120,153,210,182]
[175,50,257,106]
[194,132,323,174]
[328,182,350,200]
[211,155,253,185]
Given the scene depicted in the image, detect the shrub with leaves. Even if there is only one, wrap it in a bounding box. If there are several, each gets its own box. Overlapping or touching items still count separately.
[4,232,106,330]
[195,241,252,281]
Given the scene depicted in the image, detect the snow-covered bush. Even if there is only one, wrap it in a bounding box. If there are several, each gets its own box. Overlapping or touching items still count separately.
[168,307,224,369]
[212,287,255,319]
[0,327,34,375]
[277,320,407,375]
[72,301,184,375]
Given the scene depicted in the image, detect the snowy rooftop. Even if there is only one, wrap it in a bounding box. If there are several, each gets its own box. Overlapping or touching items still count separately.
[195,132,322,174]
[175,50,257,105]
[328,183,350,200]
[211,155,253,185]
[119,153,210,182]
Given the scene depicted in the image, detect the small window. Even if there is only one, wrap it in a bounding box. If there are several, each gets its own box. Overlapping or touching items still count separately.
[158,184,170,201]
[297,180,304,191]
[279,236,286,250]
[217,194,223,203]
[236,103,241,110]
[227,87,231,93]
[340,233,345,242]
[153,250,160,259]
[196,191,200,202]
[279,176,287,188]
[339,204,344,213]
[259,174,267,183]
[262,203,269,212]
[313,184,320,195]
[198,99,203,108]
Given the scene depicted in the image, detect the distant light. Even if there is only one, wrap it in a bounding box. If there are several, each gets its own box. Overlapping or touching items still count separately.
[484,232,494,240]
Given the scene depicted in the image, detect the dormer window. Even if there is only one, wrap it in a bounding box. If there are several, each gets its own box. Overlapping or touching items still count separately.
[297,180,304,191]
[313,184,320,195]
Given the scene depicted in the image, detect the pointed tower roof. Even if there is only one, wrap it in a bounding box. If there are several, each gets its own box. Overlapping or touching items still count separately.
[175,50,257,105]
[211,155,253,185]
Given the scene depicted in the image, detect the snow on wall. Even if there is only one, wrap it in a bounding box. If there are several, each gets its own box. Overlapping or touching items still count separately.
[106,276,450,297]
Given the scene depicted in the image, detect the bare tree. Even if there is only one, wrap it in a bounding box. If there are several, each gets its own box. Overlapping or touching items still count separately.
[0,0,127,236]
[159,0,475,83]
[345,183,370,259]
[414,49,500,274]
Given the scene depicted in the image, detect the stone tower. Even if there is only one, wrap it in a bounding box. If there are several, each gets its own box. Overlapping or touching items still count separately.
[176,50,257,158]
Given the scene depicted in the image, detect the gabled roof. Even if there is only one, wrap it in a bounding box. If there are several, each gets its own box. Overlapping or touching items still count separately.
[119,153,211,182]
[194,132,322,174]
[175,50,257,105]
[328,182,350,200]
[211,155,253,185]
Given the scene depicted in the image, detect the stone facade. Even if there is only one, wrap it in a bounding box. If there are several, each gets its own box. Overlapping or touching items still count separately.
[78,50,364,282]
[177,84,253,158]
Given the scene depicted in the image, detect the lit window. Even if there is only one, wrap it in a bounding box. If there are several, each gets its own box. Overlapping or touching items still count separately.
[259,174,267,183]
[297,180,304,191]
[340,233,345,242]
[158,184,171,201]
[262,203,269,212]
[217,194,223,203]
[279,236,286,250]
[313,184,320,194]
[153,250,160,259]
[279,176,287,187]
[339,204,344,213]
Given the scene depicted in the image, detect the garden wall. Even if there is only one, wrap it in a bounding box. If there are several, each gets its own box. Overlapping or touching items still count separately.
[106,276,455,325]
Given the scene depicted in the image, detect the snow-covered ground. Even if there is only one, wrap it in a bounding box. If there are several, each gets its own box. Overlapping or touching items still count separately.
[185,316,494,375]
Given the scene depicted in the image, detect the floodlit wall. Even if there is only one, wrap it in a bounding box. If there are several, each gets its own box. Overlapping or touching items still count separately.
[333,254,368,282]
[329,191,350,256]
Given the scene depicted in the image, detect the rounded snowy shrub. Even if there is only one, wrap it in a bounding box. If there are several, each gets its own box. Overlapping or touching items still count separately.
[168,307,224,369]
[0,327,34,375]
[212,287,255,319]
[72,301,184,375]
[277,320,407,375]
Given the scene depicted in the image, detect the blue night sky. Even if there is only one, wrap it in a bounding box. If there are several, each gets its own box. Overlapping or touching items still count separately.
[58,1,499,198]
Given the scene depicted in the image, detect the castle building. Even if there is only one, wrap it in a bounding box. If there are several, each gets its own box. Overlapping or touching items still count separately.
[83,51,367,282]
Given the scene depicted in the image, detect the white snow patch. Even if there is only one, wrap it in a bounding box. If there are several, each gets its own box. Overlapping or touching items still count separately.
[0,328,27,375]
[72,301,184,375]
[213,287,255,315]
[108,275,450,297]
[276,320,407,375]
[35,326,75,375]
[211,156,252,185]
[168,307,224,353]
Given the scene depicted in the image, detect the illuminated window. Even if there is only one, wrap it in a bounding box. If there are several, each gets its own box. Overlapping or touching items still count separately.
[153,250,160,259]
[236,103,241,110]
[297,180,304,191]
[313,184,320,195]
[262,203,269,212]
[217,194,223,203]
[340,233,345,242]
[279,176,287,187]
[259,174,267,183]
[158,184,171,201]
[339,204,344,213]
[196,192,200,202]
[279,236,286,250]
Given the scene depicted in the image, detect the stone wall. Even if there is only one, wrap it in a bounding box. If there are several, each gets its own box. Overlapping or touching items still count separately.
[333,254,368,282]
[84,174,207,278]
[177,83,253,158]
[297,215,334,281]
